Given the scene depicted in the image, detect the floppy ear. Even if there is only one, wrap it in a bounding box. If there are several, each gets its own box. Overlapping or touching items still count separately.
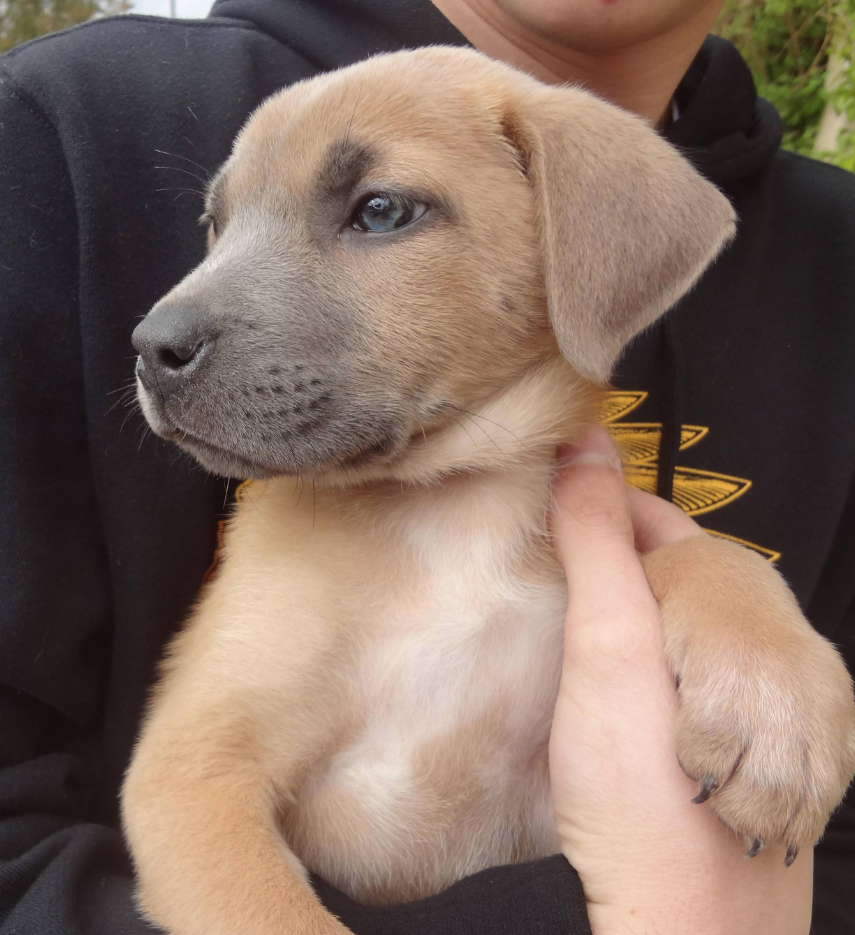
[506,86,736,384]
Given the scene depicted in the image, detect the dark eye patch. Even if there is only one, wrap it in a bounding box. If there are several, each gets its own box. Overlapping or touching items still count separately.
[318,140,376,200]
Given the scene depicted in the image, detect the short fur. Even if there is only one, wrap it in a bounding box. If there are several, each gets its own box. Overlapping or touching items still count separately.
[123,47,855,935]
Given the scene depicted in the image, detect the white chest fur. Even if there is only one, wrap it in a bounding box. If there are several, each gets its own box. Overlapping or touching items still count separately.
[281,468,568,904]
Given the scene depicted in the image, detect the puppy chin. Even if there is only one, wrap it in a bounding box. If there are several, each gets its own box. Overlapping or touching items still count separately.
[180,433,407,482]
[174,435,281,480]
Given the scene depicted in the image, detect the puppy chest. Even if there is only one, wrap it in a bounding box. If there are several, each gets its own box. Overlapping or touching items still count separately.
[286,584,567,900]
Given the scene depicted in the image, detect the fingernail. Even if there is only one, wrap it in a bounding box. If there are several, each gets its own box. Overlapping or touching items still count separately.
[557,426,622,473]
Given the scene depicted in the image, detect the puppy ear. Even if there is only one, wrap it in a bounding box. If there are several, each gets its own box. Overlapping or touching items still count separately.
[506,87,736,384]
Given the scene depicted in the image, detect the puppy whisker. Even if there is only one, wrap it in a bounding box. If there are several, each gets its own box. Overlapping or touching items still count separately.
[137,424,152,452]
[448,404,528,453]
[106,380,140,396]
[448,407,508,461]
[153,165,210,186]
[106,386,138,415]
[153,149,214,180]
[450,415,478,452]
[155,187,206,196]
[120,402,142,433]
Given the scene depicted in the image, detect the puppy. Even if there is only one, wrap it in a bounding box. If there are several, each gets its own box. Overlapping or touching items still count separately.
[123,47,855,935]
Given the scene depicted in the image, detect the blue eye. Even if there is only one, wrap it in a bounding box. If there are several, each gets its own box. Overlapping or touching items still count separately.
[351,193,427,232]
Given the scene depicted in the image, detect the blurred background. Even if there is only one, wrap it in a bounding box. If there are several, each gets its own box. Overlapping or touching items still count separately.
[0,0,853,170]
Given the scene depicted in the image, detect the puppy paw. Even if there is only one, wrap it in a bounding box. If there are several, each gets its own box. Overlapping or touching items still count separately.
[674,624,855,862]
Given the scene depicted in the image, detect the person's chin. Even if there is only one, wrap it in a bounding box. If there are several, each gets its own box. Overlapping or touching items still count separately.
[493,0,672,53]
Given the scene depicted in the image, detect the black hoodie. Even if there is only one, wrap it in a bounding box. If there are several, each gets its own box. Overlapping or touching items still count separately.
[1,3,854,933]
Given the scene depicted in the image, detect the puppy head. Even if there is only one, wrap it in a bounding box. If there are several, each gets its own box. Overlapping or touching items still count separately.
[132,47,735,481]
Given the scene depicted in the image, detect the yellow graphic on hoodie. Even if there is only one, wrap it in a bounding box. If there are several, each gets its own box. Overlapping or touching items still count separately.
[604,391,780,562]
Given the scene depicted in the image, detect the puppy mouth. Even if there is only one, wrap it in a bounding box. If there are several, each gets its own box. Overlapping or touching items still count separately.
[135,370,412,478]
[341,434,401,467]
[138,388,404,479]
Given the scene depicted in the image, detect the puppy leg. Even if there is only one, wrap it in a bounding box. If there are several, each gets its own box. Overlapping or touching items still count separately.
[642,536,855,859]
[122,702,348,935]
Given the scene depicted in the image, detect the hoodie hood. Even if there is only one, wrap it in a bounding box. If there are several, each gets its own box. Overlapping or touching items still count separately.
[208,0,467,70]
[208,1,781,189]
[666,35,782,187]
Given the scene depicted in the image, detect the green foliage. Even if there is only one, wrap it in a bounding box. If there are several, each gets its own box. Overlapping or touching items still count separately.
[833,129,855,169]
[715,0,855,170]
[0,0,128,54]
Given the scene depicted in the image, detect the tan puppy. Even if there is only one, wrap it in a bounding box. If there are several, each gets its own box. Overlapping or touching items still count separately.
[124,47,855,935]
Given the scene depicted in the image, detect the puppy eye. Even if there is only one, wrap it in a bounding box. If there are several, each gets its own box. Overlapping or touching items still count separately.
[199,212,219,238]
[351,193,427,233]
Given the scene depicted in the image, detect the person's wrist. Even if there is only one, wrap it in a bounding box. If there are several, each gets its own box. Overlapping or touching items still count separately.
[588,902,691,935]
[577,846,813,935]
[574,860,700,935]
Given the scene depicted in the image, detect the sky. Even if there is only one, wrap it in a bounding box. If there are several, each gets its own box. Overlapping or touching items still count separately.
[129,0,213,19]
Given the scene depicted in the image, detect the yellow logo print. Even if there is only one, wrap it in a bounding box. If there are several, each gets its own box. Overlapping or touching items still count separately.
[604,391,780,563]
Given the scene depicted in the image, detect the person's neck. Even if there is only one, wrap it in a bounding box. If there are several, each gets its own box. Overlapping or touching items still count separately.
[430,0,718,126]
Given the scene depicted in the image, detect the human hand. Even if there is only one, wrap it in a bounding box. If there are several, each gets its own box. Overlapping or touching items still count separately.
[548,426,812,935]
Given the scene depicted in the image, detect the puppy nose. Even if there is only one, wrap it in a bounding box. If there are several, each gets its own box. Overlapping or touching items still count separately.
[132,305,214,400]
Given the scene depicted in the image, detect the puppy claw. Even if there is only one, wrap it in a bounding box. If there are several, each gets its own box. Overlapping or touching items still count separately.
[745,838,765,858]
[670,570,855,857]
[691,773,719,804]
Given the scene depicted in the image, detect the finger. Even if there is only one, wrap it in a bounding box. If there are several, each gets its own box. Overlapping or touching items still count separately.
[626,486,705,554]
[552,426,658,635]
[550,429,678,756]
[553,427,633,568]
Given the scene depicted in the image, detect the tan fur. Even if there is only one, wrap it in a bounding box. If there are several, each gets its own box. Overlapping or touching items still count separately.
[643,538,855,847]
[123,47,855,935]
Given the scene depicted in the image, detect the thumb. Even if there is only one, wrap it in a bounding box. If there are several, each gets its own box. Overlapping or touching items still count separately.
[552,425,641,596]
[552,426,664,669]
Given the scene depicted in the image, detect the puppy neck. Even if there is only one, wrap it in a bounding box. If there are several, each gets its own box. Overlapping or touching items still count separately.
[321,355,604,490]
[247,358,602,586]
[336,357,603,588]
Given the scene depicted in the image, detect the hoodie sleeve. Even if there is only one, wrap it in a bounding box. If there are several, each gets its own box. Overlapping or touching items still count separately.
[0,71,159,934]
[313,857,593,935]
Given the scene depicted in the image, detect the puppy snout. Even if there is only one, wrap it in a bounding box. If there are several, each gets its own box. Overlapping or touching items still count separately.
[132,305,215,401]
